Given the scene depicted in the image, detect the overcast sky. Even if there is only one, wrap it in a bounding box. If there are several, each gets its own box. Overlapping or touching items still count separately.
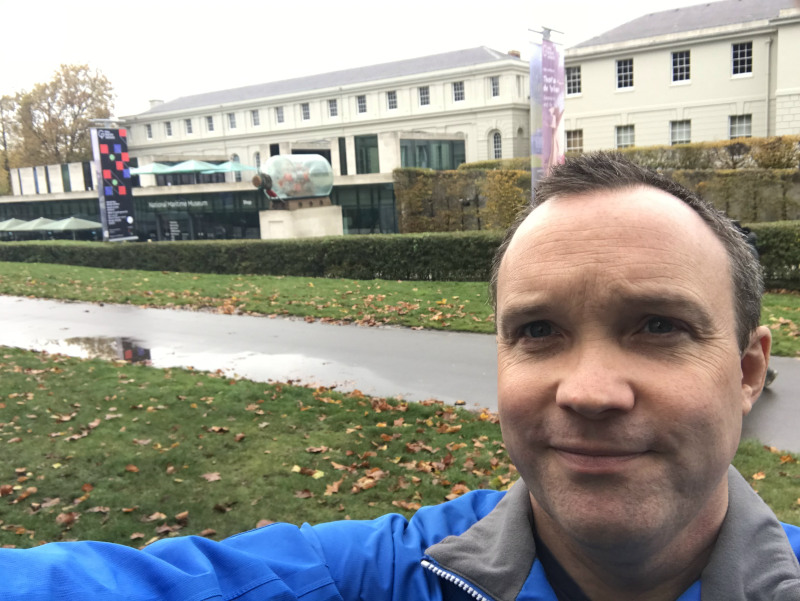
[1,0,704,118]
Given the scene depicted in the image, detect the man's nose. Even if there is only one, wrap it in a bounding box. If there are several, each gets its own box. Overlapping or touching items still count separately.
[554,342,635,418]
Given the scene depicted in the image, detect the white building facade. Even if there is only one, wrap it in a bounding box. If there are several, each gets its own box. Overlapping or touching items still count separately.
[124,47,531,181]
[563,0,800,152]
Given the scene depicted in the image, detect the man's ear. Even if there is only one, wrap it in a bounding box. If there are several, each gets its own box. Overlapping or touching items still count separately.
[740,325,772,415]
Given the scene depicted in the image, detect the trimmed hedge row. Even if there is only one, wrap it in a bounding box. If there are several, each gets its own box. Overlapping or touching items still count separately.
[752,221,800,290]
[0,232,504,282]
[2,222,800,289]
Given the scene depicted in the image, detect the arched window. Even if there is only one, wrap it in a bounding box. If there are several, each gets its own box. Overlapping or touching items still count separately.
[492,132,502,159]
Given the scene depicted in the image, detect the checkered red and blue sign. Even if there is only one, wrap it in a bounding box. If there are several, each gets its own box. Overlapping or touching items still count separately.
[90,128,137,241]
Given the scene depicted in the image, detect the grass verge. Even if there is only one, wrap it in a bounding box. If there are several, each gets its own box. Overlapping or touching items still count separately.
[1,347,798,550]
[2,262,800,356]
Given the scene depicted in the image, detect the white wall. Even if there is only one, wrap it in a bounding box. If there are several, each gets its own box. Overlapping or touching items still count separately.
[259,205,343,239]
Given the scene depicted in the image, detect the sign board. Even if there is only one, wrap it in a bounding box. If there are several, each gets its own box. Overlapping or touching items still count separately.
[90,128,137,241]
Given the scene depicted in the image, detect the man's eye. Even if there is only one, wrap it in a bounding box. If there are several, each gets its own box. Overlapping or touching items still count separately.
[645,317,676,334]
[522,321,553,338]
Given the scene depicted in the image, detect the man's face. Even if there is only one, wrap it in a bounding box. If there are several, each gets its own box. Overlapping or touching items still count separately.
[496,186,764,550]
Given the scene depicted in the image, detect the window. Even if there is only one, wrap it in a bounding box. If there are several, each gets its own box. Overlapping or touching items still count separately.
[254,151,261,169]
[616,59,634,89]
[231,154,242,182]
[729,114,752,138]
[206,116,215,132]
[566,66,581,95]
[732,42,752,75]
[164,121,172,137]
[672,51,690,82]
[227,113,237,129]
[338,137,348,176]
[615,124,635,148]
[301,102,310,120]
[453,81,465,102]
[670,120,691,145]
[354,135,379,174]
[328,99,338,117]
[251,110,260,126]
[145,124,153,139]
[387,90,397,110]
[275,106,284,124]
[419,86,430,106]
[399,139,466,170]
[357,95,367,113]
[184,118,193,134]
[490,76,500,97]
[566,129,584,153]
[492,132,502,159]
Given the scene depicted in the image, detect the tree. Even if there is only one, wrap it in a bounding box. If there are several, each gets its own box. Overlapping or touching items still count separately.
[15,64,114,166]
[0,95,17,194]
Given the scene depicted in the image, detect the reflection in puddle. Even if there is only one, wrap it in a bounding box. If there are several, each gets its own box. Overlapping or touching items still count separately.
[41,337,151,363]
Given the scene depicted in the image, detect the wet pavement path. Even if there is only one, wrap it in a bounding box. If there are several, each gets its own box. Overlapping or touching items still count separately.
[0,295,797,452]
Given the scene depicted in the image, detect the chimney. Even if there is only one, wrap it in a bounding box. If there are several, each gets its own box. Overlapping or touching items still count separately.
[149,99,164,109]
[507,50,521,58]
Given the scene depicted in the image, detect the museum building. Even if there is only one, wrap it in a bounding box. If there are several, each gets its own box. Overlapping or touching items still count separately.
[3,47,531,240]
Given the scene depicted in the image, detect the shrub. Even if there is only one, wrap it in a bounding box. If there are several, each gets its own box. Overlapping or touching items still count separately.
[0,232,506,282]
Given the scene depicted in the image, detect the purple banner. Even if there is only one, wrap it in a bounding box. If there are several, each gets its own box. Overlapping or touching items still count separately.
[541,39,565,174]
[530,39,565,200]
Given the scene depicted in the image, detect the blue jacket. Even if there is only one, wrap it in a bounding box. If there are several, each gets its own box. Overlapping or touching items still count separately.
[1,467,798,600]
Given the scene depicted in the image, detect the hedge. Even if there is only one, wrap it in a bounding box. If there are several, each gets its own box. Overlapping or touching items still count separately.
[0,232,504,282]
[2,222,800,289]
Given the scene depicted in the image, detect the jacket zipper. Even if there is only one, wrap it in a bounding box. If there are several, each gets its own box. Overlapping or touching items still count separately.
[421,559,493,601]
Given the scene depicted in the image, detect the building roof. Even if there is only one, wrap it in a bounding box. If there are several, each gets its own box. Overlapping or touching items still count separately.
[572,0,797,49]
[135,46,521,117]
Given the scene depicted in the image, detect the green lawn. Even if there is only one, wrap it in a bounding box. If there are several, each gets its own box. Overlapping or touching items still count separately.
[1,262,799,355]
[0,347,797,551]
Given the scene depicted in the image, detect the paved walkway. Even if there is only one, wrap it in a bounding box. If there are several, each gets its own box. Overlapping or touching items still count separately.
[0,296,797,452]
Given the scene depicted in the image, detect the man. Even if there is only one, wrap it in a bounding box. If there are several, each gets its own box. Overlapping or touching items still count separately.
[1,152,798,600]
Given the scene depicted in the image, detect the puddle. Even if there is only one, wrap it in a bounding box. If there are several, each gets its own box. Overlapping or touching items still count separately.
[2,334,422,402]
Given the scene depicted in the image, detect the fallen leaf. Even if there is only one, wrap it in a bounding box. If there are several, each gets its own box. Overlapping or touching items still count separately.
[199,528,217,538]
[125,464,139,473]
[201,472,221,482]
[130,532,145,540]
[55,512,79,527]
[142,511,167,522]
[752,472,766,481]
[256,519,274,528]
[306,446,329,454]
[294,489,314,499]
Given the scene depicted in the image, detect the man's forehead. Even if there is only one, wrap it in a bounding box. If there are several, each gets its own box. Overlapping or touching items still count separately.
[501,185,730,280]
[511,186,718,248]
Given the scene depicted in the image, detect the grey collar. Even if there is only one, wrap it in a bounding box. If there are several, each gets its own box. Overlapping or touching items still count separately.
[426,466,800,601]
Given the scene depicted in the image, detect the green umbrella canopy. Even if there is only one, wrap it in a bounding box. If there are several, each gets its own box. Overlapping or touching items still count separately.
[129,162,172,175]
[0,218,28,231]
[8,217,55,231]
[201,161,258,174]
[47,217,103,231]
[165,160,221,173]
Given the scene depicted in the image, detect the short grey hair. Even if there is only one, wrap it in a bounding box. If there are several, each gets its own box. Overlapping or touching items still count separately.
[489,152,763,352]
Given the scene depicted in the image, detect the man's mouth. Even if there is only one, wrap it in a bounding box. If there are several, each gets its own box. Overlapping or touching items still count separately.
[553,446,647,474]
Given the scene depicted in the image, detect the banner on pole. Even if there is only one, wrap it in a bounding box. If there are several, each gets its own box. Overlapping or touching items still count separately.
[530,36,565,200]
[90,128,137,242]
